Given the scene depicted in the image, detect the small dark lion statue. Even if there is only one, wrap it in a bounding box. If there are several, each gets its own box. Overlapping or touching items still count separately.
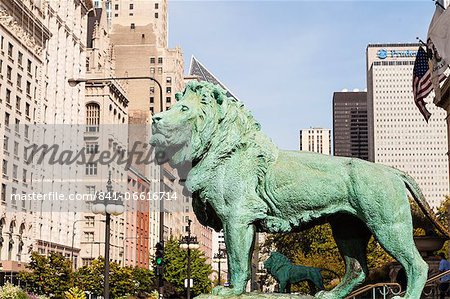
[264,252,335,294]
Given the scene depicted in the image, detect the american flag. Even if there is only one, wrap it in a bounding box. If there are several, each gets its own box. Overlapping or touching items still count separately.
[413,47,433,122]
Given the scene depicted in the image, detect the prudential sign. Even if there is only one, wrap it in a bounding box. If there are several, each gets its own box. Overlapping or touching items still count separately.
[377,49,417,60]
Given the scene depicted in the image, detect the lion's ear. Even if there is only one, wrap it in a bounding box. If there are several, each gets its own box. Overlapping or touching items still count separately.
[175,92,183,102]
[212,88,224,105]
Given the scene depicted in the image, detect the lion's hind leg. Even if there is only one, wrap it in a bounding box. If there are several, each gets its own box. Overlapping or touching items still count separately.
[316,215,371,299]
[367,213,427,299]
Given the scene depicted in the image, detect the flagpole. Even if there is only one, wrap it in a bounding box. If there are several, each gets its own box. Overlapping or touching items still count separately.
[416,37,428,49]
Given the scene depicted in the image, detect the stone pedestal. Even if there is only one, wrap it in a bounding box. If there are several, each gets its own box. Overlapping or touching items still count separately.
[195,293,314,299]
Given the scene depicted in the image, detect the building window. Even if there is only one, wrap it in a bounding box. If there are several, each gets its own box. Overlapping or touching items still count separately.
[4,112,9,127]
[150,97,154,103]
[155,12,158,18]
[12,164,17,180]
[129,3,133,9]
[18,52,22,66]
[150,87,155,94]
[22,169,27,182]
[158,67,162,74]
[166,97,171,103]
[2,159,7,175]
[7,43,13,58]
[150,57,155,64]
[24,124,29,138]
[84,232,94,242]
[27,60,32,73]
[25,102,30,117]
[166,76,172,84]
[6,66,11,81]
[86,103,100,132]
[158,57,163,64]
[86,186,95,194]
[16,74,21,88]
[155,3,159,9]
[85,216,95,227]
[13,141,18,156]
[86,143,99,154]
[166,87,171,94]
[15,96,20,111]
[3,136,8,151]
[82,258,94,267]
[1,184,6,203]
[85,163,97,175]
[15,118,19,133]
[26,81,31,95]
[6,89,10,103]
[115,4,119,10]
[23,146,28,161]
[150,67,155,74]
[130,23,135,29]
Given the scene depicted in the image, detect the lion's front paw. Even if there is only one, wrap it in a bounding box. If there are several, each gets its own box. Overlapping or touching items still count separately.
[211,286,244,297]
[315,290,337,299]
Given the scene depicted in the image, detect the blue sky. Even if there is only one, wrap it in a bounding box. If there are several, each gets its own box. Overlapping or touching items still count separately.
[168,0,434,150]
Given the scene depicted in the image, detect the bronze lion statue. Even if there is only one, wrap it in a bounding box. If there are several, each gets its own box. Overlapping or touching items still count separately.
[264,252,335,294]
[150,81,449,299]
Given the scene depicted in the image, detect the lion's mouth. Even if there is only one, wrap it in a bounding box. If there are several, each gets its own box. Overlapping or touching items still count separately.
[149,133,168,147]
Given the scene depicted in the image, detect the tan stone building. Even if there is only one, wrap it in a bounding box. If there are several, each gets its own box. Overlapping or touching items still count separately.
[0,0,50,284]
[77,5,130,268]
[109,0,186,255]
[0,0,92,283]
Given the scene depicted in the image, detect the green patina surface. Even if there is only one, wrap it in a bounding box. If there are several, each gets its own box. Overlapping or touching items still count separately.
[150,81,450,299]
[195,293,314,299]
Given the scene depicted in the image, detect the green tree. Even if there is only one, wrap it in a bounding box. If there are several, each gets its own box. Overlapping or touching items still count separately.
[72,258,103,296]
[19,252,72,298]
[132,266,156,297]
[162,238,212,297]
[74,257,155,298]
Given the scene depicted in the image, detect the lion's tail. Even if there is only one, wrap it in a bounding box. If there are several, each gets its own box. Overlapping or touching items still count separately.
[391,168,450,239]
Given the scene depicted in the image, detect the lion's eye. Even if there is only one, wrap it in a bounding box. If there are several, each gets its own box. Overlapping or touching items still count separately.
[181,105,189,112]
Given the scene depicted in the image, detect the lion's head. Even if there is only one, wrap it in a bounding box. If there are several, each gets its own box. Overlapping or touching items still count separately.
[149,81,263,166]
[264,252,292,275]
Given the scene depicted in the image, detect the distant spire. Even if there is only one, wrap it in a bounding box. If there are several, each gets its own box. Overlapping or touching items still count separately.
[189,56,240,101]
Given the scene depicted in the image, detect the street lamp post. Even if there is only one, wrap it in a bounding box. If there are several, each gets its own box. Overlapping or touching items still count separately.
[179,219,199,299]
[213,249,226,286]
[91,171,125,299]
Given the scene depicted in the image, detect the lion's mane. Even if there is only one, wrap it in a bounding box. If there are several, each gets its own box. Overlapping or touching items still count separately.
[177,81,279,231]
[177,81,278,178]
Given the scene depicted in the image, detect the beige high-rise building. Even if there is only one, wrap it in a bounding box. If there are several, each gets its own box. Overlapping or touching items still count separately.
[32,0,93,265]
[77,5,130,268]
[109,0,186,255]
[367,43,449,209]
[299,128,332,155]
[0,0,92,282]
[0,0,50,282]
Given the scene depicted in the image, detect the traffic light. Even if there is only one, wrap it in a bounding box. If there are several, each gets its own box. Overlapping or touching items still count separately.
[155,242,164,266]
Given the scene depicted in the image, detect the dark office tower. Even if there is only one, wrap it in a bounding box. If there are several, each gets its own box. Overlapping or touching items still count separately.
[332,90,369,160]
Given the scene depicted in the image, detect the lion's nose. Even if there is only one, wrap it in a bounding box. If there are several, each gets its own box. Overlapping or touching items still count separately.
[152,116,162,123]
